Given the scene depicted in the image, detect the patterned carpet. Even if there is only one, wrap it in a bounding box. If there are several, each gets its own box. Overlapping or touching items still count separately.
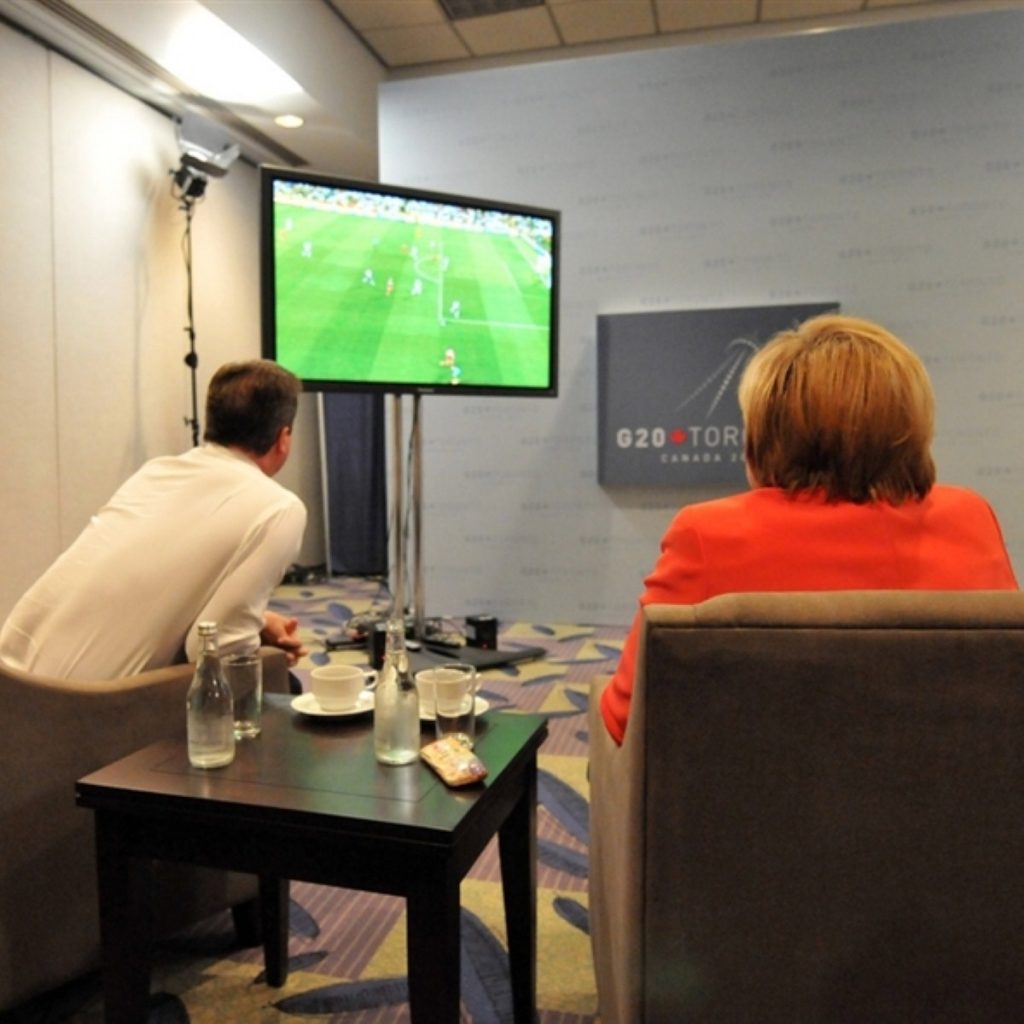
[19,576,624,1024]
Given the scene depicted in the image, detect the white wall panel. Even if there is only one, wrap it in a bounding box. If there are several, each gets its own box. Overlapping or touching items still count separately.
[0,26,60,619]
[380,9,1024,625]
[0,25,327,621]
[49,57,186,538]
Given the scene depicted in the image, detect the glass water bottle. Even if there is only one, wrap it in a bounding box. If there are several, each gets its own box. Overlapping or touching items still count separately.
[373,618,420,765]
[186,621,236,769]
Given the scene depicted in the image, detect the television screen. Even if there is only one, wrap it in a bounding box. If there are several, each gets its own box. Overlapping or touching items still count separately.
[260,166,560,397]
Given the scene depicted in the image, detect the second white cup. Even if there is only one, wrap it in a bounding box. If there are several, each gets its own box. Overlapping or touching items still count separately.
[415,663,478,746]
[310,664,377,711]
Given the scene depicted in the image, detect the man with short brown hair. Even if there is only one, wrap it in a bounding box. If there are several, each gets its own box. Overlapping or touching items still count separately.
[0,359,308,680]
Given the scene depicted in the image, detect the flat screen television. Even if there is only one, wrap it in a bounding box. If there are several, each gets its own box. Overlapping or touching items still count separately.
[260,166,559,397]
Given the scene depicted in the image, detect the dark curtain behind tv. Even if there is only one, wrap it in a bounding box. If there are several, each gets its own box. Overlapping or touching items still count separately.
[323,393,388,575]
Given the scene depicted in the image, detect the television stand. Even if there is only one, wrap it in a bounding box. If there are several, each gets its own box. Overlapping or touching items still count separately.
[391,395,540,670]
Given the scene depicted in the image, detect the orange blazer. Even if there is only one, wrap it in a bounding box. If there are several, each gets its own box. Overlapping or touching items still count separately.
[601,484,1019,745]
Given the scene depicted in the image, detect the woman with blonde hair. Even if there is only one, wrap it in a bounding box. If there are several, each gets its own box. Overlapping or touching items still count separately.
[601,314,1017,744]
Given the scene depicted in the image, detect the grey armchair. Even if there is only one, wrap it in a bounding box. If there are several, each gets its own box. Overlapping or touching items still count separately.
[0,648,290,1012]
[589,591,1024,1024]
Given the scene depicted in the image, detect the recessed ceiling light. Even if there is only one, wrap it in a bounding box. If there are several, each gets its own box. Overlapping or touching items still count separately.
[274,114,305,129]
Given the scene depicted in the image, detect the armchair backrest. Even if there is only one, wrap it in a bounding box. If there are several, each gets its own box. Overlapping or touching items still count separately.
[589,590,1024,1024]
[0,648,289,1011]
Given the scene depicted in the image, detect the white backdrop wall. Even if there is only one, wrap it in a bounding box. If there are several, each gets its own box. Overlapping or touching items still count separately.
[0,21,348,621]
[1,23,59,626]
[380,8,1024,627]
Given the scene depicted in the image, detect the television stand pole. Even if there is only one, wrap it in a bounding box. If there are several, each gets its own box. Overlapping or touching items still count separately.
[390,395,405,625]
[391,394,426,638]
[411,394,425,640]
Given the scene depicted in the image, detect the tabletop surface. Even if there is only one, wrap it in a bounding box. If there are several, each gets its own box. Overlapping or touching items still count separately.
[76,695,548,842]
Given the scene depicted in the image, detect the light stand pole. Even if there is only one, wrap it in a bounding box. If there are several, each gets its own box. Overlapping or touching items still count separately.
[180,190,201,447]
[171,133,238,447]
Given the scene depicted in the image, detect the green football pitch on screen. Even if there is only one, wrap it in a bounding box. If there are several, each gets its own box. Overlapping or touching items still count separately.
[273,204,553,389]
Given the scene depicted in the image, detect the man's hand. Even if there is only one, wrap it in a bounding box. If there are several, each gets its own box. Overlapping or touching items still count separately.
[261,610,308,666]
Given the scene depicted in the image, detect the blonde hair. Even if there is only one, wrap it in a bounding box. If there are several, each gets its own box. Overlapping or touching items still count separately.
[738,314,936,503]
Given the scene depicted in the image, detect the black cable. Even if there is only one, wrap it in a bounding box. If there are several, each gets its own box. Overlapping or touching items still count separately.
[181,197,200,447]
[171,168,205,448]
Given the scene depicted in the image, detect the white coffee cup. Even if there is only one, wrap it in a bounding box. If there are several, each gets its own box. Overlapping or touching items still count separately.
[414,663,478,717]
[416,662,479,747]
[310,664,377,711]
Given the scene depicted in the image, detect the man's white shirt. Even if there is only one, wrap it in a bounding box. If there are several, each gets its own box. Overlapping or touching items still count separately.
[0,444,306,680]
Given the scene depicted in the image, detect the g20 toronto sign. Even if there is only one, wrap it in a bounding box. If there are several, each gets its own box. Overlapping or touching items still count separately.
[597,303,837,487]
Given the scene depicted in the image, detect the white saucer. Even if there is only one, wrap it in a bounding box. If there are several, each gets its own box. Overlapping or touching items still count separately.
[291,691,374,717]
[419,696,490,722]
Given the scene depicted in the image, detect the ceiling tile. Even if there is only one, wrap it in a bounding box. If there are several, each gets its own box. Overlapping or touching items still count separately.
[329,0,447,31]
[551,0,657,46]
[455,7,561,56]
[362,22,472,67]
[656,0,757,33]
[761,0,863,20]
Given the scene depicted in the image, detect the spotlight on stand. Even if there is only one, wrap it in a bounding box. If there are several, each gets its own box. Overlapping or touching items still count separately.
[172,154,212,201]
[170,114,240,446]
[171,117,240,208]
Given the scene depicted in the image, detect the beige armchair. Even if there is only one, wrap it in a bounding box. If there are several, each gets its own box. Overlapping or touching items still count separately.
[589,591,1024,1024]
[0,648,290,1012]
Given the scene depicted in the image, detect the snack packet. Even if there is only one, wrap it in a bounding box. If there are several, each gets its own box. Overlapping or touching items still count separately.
[420,736,488,787]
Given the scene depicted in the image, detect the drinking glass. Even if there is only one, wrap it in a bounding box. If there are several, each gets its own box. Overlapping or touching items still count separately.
[224,653,262,739]
[429,662,478,748]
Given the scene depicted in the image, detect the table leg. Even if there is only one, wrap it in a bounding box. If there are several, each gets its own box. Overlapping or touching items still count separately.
[94,813,152,1024]
[407,873,461,1022]
[260,875,290,986]
[500,758,539,1024]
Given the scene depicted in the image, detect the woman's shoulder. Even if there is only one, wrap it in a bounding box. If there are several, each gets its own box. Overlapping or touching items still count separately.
[670,485,1002,538]
[672,488,759,520]
[925,483,997,514]
[668,485,1000,530]
[674,487,811,520]
[668,488,797,538]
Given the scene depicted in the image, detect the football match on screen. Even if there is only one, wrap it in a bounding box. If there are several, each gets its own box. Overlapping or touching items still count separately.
[271,181,555,391]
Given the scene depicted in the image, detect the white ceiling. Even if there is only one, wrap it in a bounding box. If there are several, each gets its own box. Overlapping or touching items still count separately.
[328,0,972,69]
[1,0,1018,173]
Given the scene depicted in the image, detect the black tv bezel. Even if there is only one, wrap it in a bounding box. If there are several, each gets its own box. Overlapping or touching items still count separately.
[259,165,560,398]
